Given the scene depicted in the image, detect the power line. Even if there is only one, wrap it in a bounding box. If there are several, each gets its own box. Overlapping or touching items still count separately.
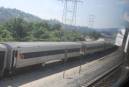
[59,0,83,26]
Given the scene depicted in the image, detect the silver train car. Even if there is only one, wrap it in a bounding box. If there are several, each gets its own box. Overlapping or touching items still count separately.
[0,41,113,77]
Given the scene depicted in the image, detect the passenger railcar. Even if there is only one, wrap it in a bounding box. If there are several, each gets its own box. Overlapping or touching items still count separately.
[0,41,114,78]
[13,42,82,68]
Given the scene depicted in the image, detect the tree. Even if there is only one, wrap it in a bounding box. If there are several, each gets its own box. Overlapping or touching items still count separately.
[0,25,13,41]
[4,18,31,41]
[0,18,92,42]
[33,26,50,41]
[89,31,102,40]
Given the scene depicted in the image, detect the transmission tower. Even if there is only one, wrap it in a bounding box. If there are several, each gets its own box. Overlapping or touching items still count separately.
[59,0,83,26]
[59,0,83,79]
[88,14,95,28]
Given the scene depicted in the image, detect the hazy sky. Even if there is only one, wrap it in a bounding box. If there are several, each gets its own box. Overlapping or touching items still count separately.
[0,0,125,28]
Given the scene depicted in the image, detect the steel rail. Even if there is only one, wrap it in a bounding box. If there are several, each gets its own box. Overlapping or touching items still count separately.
[79,48,123,87]
[80,62,123,87]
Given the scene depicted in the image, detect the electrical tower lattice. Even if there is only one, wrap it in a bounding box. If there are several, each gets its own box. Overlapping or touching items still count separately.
[60,0,83,26]
[89,15,95,28]
[59,0,83,79]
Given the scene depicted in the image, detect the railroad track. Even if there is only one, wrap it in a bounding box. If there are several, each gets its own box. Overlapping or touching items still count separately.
[81,63,123,87]
[79,49,123,87]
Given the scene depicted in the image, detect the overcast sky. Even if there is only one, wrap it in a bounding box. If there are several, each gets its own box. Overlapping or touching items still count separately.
[0,0,127,28]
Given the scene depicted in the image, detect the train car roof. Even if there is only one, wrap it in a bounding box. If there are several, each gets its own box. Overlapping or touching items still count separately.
[0,44,7,51]
[0,41,106,48]
[1,42,82,48]
[80,41,105,44]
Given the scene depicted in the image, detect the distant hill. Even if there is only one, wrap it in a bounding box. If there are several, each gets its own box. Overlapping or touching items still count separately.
[0,7,97,32]
[63,24,96,33]
[0,7,118,35]
[96,28,120,35]
[96,28,120,33]
[0,7,43,23]
[95,28,120,38]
